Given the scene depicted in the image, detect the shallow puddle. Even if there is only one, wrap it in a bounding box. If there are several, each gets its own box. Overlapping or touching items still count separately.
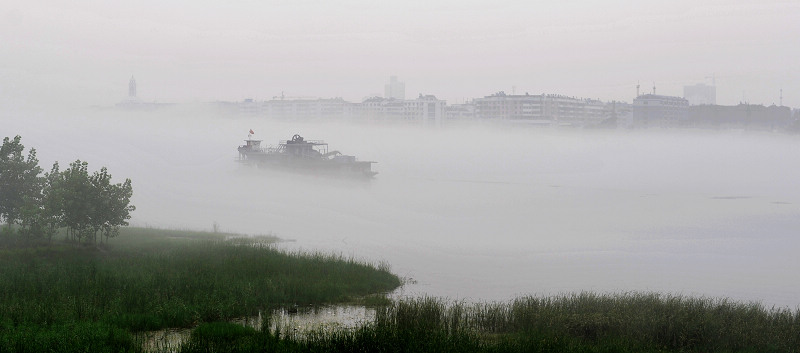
[140,305,375,352]
[250,305,375,338]
[139,328,191,353]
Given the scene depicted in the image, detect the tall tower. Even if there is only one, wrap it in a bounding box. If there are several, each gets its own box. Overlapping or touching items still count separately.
[384,76,405,100]
[128,76,137,98]
[683,83,717,106]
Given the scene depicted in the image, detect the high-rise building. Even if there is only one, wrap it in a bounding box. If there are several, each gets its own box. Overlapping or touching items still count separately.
[683,83,716,106]
[128,76,137,98]
[384,76,405,100]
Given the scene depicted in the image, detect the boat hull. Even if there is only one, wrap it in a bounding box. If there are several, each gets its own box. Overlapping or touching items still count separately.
[239,149,377,178]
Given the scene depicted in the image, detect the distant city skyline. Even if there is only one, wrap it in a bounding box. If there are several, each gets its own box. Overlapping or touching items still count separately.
[120,75,792,111]
[1,1,798,110]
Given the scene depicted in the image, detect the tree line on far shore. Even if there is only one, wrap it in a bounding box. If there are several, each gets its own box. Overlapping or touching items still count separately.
[0,135,135,244]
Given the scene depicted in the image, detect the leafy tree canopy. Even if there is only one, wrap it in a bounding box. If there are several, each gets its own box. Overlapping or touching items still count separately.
[0,136,42,228]
[0,136,134,244]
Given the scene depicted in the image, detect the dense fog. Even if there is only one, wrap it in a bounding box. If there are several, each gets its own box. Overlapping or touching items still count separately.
[2,1,799,108]
[4,108,800,308]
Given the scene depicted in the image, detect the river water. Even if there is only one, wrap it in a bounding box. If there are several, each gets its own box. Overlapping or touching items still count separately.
[6,109,800,309]
[140,305,374,352]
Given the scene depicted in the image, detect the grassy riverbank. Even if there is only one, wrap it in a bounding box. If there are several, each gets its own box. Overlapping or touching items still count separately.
[180,294,800,353]
[0,227,401,352]
[4,228,799,352]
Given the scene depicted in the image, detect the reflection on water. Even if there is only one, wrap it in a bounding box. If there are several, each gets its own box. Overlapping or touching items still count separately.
[139,328,190,353]
[139,305,375,352]
[264,305,375,340]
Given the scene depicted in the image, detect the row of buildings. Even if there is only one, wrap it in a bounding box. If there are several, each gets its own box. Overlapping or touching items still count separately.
[632,94,793,129]
[216,91,794,130]
[121,76,796,130]
[217,94,448,126]
[217,90,619,128]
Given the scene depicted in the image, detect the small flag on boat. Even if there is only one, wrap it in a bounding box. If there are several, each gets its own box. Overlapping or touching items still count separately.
[249,129,255,135]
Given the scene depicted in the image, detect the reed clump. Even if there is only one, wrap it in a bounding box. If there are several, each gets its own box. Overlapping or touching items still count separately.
[179,294,800,352]
[0,226,401,351]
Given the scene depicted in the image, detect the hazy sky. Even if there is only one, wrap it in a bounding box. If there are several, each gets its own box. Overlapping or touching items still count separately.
[1,0,798,108]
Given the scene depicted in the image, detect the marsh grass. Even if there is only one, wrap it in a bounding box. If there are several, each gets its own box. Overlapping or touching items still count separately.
[178,294,800,352]
[0,322,140,353]
[4,226,799,352]
[0,226,401,352]
[363,294,800,352]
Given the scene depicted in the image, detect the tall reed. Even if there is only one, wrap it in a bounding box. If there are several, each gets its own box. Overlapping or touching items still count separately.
[0,227,401,351]
[187,294,799,352]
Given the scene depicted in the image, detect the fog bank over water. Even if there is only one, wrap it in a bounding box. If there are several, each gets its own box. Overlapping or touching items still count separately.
[5,109,800,308]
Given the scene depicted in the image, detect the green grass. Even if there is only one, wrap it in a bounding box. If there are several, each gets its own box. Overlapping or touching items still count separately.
[0,226,401,352]
[0,322,140,353]
[4,227,800,352]
[177,294,800,353]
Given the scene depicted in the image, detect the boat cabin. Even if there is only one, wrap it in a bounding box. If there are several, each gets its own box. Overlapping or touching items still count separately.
[241,139,262,151]
[238,139,263,160]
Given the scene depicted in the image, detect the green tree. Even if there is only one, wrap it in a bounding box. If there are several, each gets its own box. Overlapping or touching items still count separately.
[90,167,135,243]
[58,161,135,244]
[38,162,65,241]
[1,136,135,244]
[17,186,44,240]
[17,164,64,241]
[59,160,95,242]
[0,136,43,234]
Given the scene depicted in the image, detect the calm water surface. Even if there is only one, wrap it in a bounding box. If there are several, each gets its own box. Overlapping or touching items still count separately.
[8,111,800,308]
